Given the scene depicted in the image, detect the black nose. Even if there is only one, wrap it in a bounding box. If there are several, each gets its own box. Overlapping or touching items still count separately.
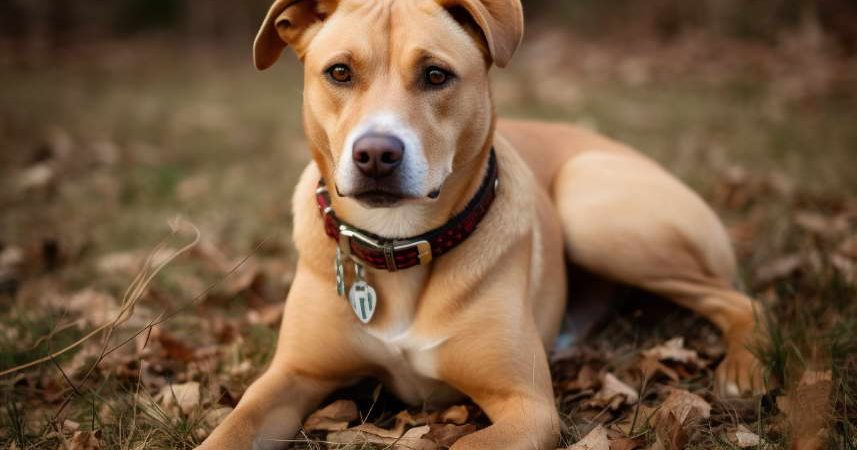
[352,133,404,178]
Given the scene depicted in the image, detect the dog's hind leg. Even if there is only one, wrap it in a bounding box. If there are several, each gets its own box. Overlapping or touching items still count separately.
[552,151,768,396]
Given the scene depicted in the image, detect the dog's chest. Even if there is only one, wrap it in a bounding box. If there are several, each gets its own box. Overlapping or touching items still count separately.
[361,326,460,405]
[357,271,461,405]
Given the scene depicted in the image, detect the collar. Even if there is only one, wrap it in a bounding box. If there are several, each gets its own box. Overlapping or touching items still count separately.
[315,149,499,272]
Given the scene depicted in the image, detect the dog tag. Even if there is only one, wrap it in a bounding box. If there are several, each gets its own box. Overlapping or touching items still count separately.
[348,281,377,323]
[348,262,376,323]
[334,247,345,297]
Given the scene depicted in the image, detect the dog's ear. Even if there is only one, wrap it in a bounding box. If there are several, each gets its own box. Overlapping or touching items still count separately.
[438,0,524,68]
[254,0,338,70]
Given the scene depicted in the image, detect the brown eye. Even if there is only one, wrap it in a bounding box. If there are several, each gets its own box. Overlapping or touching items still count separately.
[425,67,450,87]
[327,64,352,83]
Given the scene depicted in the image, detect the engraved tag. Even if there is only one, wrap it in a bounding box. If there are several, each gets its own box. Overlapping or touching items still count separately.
[348,281,376,323]
[334,247,345,297]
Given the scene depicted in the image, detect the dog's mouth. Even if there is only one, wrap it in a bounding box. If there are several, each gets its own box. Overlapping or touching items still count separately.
[352,190,408,208]
[344,186,443,208]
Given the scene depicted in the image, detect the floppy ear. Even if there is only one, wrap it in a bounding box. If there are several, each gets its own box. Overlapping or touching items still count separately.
[253,0,338,70]
[438,0,524,68]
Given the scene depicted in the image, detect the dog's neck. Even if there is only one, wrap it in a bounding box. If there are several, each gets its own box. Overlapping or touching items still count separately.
[325,143,493,240]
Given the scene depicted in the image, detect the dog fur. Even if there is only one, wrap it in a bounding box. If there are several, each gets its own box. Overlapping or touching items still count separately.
[198,1,766,449]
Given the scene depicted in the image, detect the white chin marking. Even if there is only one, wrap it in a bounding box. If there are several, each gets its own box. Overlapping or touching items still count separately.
[335,112,429,197]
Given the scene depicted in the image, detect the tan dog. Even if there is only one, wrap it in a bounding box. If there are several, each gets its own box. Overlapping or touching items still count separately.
[199,1,766,449]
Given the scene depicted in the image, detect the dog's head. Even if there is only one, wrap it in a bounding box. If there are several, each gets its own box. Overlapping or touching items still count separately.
[255,0,523,208]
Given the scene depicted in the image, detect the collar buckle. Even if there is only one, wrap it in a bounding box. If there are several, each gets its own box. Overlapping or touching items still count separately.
[339,225,433,270]
[394,240,433,266]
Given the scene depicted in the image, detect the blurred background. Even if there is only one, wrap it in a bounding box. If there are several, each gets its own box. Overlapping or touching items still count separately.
[1,1,856,448]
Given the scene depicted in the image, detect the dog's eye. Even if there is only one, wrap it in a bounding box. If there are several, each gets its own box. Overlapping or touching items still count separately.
[327,64,352,84]
[424,66,452,87]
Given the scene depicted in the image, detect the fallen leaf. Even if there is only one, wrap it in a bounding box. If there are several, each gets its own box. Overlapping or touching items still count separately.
[650,389,711,450]
[728,424,761,448]
[95,251,140,276]
[66,289,118,327]
[777,370,832,450]
[794,211,848,237]
[395,410,433,428]
[395,425,437,450]
[0,245,23,271]
[66,430,101,450]
[153,328,195,362]
[246,303,283,327]
[656,389,711,425]
[839,236,857,259]
[327,423,403,446]
[642,337,700,366]
[440,405,468,425]
[831,253,856,283]
[159,382,200,416]
[754,254,802,286]
[564,425,610,450]
[63,420,80,432]
[591,373,639,410]
[608,437,644,450]
[564,364,599,391]
[203,407,233,429]
[425,423,478,447]
[16,163,54,192]
[639,355,679,382]
[613,404,658,435]
[303,399,359,432]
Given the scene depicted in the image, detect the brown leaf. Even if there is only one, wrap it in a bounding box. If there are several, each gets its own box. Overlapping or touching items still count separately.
[777,370,832,450]
[564,364,599,392]
[831,253,856,284]
[303,399,359,432]
[425,423,478,447]
[327,423,402,446]
[728,424,761,448]
[795,211,848,237]
[649,389,711,450]
[66,289,118,327]
[246,303,283,327]
[839,236,857,259]
[609,437,644,450]
[653,411,687,450]
[395,410,434,428]
[641,337,701,367]
[655,389,711,425]
[16,163,55,193]
[614,404,658,436]
[66,430,101,450]
[439,405,469,425]
[639,355,679,382]
[153,328,195,362]
[563,425,610,450]
[590,373,639,410]
[395,425,438,450]
[158,382,200,416]
[754,254,803,286]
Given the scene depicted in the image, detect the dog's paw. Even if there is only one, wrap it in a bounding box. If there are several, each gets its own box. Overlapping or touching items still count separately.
[714,342,768,397]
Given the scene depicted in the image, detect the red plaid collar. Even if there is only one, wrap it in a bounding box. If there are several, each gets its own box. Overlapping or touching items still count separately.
[315,149,499,271]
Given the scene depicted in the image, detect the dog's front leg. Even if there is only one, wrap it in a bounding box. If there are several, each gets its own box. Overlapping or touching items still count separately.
[198,264,363,450]
[197,368,336,450]
[437,326,561,450]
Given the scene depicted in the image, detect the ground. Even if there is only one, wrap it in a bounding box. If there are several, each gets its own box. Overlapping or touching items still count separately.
[1,32,856,449]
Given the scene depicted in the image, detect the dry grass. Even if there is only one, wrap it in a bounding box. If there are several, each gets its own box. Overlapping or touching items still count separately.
[1,33,855,449]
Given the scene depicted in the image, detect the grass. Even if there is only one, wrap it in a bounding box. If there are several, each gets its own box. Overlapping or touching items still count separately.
[1,34,856,449]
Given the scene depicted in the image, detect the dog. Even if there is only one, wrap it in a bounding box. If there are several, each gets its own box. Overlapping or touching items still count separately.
[198,1,766,449]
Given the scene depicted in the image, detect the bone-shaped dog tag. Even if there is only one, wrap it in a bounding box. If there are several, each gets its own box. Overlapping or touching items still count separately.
[348,262,376,323]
